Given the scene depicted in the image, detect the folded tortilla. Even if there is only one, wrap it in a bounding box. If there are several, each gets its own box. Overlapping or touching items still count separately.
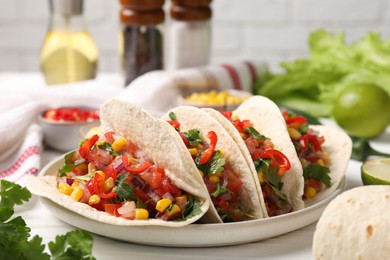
[313,185,390,259]
[27,99,210,227]
[204,96,305,214]
[304,125,351,206]
[161,106,265,223]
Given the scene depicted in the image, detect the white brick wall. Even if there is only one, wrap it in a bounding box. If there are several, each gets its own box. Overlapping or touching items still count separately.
[1,0,390,73]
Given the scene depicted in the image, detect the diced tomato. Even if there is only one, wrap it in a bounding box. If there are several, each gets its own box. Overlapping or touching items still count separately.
[104,131,116,143]
[134,186,150,201]
[218,198,229,210]
[104,204,121,217]
[138,166,163,189]
[299,134,321,152]
[220,111,233,120]
[161,177,181,197]
[224,170,243,193]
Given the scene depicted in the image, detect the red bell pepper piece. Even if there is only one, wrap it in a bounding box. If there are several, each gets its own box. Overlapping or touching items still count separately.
[199,131,217,165]
[286,115,308,128]
[79,134,99,158]
[260,149,291,176]
[167,120,180,130]
[220,111,233,120]
[299,134,321,152]
[92,173,117,199]
[122,156,153,173]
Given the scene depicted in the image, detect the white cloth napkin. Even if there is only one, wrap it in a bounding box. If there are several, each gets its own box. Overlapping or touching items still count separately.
[0,61,268,184]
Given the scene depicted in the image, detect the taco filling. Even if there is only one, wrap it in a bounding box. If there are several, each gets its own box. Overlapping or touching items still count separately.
[220,111,293,217]
[56,131,201,221]
[167,112,252,222]
[282,111,331,200]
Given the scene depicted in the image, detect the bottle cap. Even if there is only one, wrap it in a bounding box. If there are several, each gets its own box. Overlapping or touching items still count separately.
[50,0,83,15]
[170,5,212,21]
[120,0,165,11]
[120,8,165,25]
[171,0,211,8]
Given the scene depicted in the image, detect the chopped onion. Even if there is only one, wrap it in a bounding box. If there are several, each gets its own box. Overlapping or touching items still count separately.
[117,201,136,219]
[66,178,74,186]
[74,158,86,165]
[132,176,145,188]
[147,191,161,202]
[162,192,174,201]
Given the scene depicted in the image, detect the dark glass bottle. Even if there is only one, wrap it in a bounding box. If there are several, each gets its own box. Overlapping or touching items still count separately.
[119,0,165,86]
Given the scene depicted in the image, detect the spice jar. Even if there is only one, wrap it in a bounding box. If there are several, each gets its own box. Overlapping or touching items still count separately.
[119,0,165,86]
[165,0,212,71]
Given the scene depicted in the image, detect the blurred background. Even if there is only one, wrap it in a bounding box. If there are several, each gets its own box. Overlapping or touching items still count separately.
[1,0,390,74]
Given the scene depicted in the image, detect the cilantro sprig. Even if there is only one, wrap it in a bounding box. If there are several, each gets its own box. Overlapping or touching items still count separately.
[0,180,96,260]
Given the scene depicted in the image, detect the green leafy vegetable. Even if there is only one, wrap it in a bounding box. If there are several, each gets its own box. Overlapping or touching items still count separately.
[196,150,225,176]
[183,196,202,220]
[303,164,331,187]
[351,136,390,161]
[183,129,203,146]
[210,182,229,198]
[168,112,177,121]
[256,29,390,118]
[98,142,118,156]
[115,174,137,201]
[245,127,268,141]
[264,167,287,202]
[0,180,96,260]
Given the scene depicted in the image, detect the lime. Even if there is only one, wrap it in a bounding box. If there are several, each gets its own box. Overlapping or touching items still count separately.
[361,157,390,185]
[333,84,390,138]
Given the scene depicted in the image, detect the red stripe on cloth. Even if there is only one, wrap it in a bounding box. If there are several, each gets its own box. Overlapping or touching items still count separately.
[244,61,257,91]
[0,146,40,178]
[221,64,242,90]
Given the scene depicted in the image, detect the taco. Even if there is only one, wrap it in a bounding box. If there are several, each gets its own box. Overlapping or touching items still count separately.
[204,96,305,217]
[161,106,265,223]
[281,110,352,205]
[27,99,209,227]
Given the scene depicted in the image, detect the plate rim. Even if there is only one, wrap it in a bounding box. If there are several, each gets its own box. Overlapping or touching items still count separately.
[38,154,346,247]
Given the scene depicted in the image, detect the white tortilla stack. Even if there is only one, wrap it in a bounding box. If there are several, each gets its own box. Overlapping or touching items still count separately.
[313,185,390,259]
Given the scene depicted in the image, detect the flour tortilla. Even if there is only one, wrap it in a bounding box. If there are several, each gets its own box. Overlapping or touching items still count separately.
[162,106,265,223]
[305,125,352,206]
[205,95,305,213]
[313,185,390,259]
[27,99,210,227]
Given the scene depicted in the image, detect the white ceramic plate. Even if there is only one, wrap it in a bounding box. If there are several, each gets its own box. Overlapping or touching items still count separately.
[39,156,346,248]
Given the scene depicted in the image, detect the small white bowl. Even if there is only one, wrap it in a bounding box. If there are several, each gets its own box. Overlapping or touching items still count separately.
[38,107,100,152]
[177,89,252,111]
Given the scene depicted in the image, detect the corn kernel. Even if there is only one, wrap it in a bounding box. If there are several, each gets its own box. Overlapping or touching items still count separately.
[220,151,225,158]
[135,208,149,220]
[209,174,220,184]
[58,182,73,195]
[198,170,204,178]
[71,181,79,188]
[88,163,96,174]
[128,157,138,164]
[196,143,203,150]
[70,187,84,201]
[103,177,115,192]
[96,170,105,179]
[156,198,172,213]
[188,148,198,156]
[305,187,317,199]
[166,204,181,217]
[287,127,301,140]
[96,141,105,147]
[88,194,101,205]
[112,137,128,152]
[257,172,265,184]
[316,159,325,166]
